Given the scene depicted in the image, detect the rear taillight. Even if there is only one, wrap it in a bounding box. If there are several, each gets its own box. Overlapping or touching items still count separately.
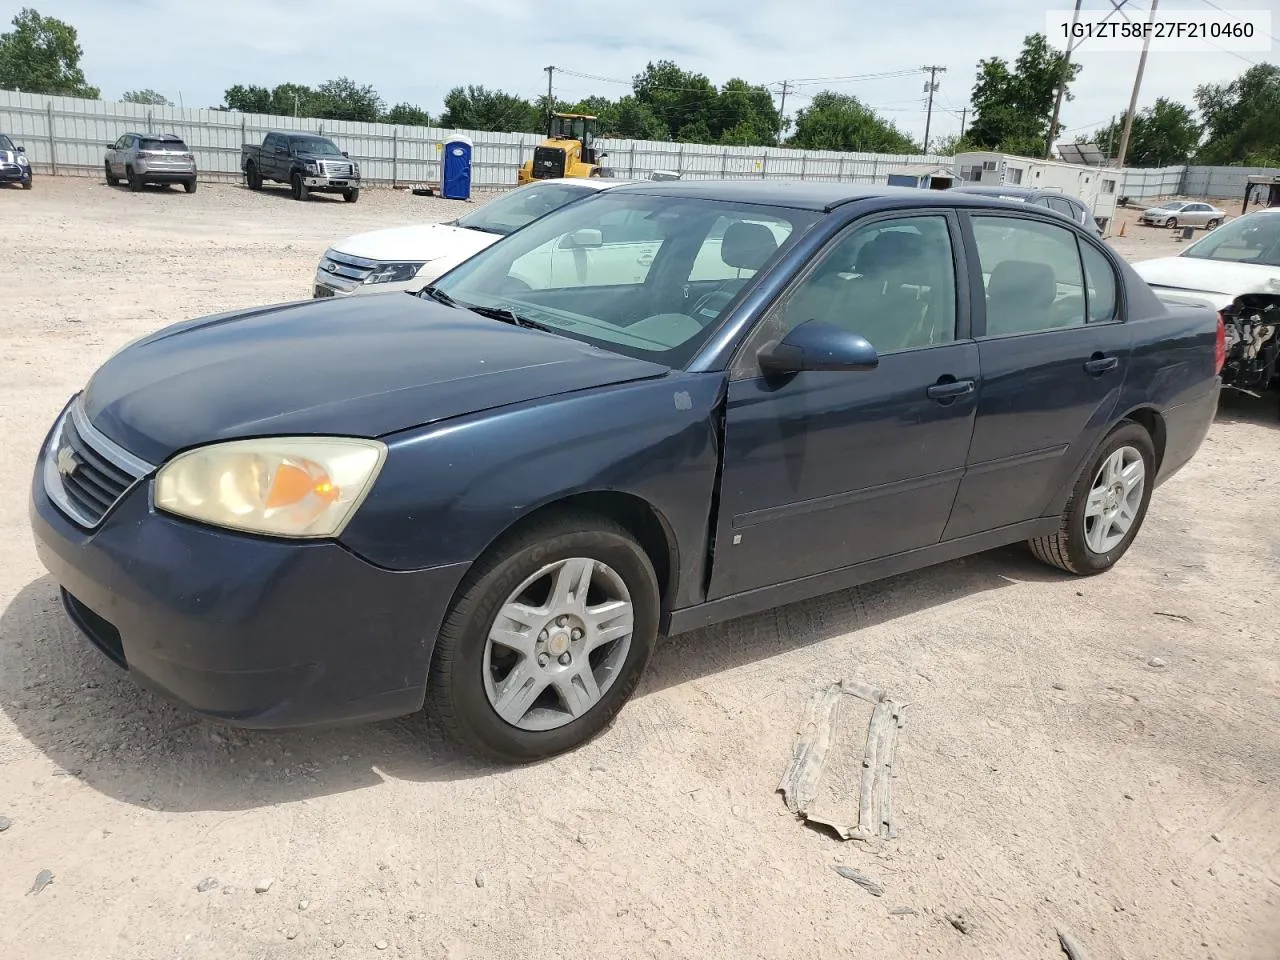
[1214,312,1226,375]
[137,150,154,158]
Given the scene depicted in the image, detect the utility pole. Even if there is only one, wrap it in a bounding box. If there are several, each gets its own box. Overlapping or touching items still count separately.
[777,80,791,143]
[921,65,946,153]
[1106,114,1116,164]
[959,106,968,141]
[1046,0,1084,158]
[544,65,555,127]
[1116,0,1158,169]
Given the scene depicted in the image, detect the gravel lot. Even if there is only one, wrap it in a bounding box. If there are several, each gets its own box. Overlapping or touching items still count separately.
[2,178,1278,960]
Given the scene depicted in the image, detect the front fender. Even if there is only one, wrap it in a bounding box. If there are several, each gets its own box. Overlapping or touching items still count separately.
[338,372,726,608]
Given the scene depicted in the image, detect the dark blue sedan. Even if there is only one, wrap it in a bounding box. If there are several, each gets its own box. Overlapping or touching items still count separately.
[30,181,1222,761]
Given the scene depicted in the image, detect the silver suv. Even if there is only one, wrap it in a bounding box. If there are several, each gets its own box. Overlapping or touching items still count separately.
[105,133,197,193]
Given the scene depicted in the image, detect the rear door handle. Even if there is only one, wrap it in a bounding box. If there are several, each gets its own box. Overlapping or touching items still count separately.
[926,379,976,401]
[1083,354,1119,375]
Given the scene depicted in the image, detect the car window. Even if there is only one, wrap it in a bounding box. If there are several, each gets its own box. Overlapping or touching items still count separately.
[455,182,597,236]
[1080,242,1118,323]
[762,215,957,355]
[264,133,281,151]
[0,134,14,152]
[141,138,188,152]
[1047,198,1075,217]
[972,216,1086,336]
[431,192,817,367]
[1183,213,1280,266]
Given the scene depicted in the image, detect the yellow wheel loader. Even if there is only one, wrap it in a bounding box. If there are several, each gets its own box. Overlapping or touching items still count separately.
[517,113,608,184]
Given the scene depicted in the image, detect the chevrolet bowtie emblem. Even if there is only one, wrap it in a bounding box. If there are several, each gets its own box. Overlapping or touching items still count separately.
[55,444,80,477]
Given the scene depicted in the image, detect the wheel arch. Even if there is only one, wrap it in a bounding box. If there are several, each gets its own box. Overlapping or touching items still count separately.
[1116,405,1167,471]
[451,490,680,621]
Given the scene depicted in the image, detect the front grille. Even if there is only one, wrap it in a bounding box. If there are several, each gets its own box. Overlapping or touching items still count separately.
[318,249,377,283]
[319,160,355,178]
[314,284,335,298]
[44,398,153,529]
[532,146,566,180]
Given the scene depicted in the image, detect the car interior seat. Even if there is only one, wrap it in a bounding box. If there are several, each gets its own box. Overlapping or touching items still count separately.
[985,260,1058,335]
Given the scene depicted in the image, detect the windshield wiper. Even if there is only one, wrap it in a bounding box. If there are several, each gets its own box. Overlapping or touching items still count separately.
[466,304,555,333]
[420,284,460,307]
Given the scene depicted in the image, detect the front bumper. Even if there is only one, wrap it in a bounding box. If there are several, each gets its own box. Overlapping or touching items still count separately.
[303,176,358,190]
[29,419,470,729]
[0,163,31,182]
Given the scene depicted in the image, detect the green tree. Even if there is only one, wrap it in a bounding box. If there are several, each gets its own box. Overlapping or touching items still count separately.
[932,133,979,157]
[968,33,1080,156]
[633,60,718,139]
[268,83,315,117]
[1088,98,1201,166]
[714,78,781,145]
[787,92,918,153]
[1194,64,1280,166]
[223,84,271,113]
[383,102,431,126]
[122,88,171,106]
[311,76,383,123]
[440,85,540,132]
[0,7,98,97]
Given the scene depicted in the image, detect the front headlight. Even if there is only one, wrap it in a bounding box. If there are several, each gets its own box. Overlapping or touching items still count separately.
[16,155,28,166]
[155,437,386,538]
[353,162,360,176]
[304,161,318,174]
[363,262,426,285]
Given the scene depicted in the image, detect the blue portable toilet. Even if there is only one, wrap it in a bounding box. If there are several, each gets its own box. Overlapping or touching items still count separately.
[442,135,473,200]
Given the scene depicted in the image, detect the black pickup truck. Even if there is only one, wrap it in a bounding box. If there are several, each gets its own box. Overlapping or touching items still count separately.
[241,132,361,202]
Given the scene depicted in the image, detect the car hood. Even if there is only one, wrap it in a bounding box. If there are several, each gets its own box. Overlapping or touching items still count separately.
[331,222,498,263]
[1130,255,1280,309]
[82,296,669,465]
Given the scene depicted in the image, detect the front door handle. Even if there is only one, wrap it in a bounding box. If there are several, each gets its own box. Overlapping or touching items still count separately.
[926,378,976,401]
[1083,353,1119,376]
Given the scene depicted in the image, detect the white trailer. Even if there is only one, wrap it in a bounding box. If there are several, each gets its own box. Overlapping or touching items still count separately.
[954,151,1120,233]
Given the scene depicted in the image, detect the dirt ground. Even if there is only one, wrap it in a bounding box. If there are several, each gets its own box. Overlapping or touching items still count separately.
[1,177,1277,960]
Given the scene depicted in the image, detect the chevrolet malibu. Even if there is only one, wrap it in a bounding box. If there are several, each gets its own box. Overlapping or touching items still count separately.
[31,181,1222,762]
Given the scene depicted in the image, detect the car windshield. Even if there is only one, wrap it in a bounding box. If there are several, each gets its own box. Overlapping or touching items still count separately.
[1156,201,1190,211]
[1182,213,1280,267]
[427,191,819,367]
[291,137,342,156]
[0,135,14,152]
[455,182,598,236]
[141,138,188,152]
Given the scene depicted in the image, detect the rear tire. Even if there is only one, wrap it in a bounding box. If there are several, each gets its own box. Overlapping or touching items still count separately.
[245,164,262,191]
[1029,421,1156,575]
[290,172,309,201]
[343,187,359,203]
[184,178,197,194]
[105,161,118,186]
[127,166,142,192]
[429,513,660,763]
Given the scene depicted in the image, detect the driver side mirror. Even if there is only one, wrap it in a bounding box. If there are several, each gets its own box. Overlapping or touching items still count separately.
[15,145,24,153]
[758,320,879,377]
[341,151,349,157]
[558,228,603,250]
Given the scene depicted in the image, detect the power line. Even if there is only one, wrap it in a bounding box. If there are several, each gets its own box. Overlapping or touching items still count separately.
[1196,0,1279,43]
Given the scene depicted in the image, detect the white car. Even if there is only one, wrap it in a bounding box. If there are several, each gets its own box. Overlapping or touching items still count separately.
[1131,208,1280,401]
[313,179,629,298]
[1137,200,1226,230]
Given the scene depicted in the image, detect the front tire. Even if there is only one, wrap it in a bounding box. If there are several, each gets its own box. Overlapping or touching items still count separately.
[1166,217,1178,229]
[1029,421,1156,575]
[290,172,309,201]
[1207,218,1221,230]
[105,161,118,186]
[21,174,31,190]
[343,187,359,203]
[429,513,660,763]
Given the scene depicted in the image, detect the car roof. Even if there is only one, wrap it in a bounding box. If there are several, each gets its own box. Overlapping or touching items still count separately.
[602,178,1096,215]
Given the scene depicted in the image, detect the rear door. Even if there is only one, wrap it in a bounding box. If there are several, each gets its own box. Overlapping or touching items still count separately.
[707,210,980,599]
[942,212,1133,540]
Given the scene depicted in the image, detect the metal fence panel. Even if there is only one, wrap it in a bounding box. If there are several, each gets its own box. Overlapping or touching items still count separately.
[5,90,1277,199]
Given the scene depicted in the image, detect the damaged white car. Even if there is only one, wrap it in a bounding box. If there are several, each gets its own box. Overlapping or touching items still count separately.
[1132,208,1280,413]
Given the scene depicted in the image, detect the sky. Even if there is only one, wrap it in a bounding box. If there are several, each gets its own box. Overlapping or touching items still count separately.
[20,0,1280,148]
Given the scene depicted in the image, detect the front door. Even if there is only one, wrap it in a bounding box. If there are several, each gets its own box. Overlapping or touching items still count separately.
[708,212,979,600]
[943,213,1133,540]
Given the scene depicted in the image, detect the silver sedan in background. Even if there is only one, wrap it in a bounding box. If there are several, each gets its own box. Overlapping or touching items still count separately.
[1138,200,1226,230]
